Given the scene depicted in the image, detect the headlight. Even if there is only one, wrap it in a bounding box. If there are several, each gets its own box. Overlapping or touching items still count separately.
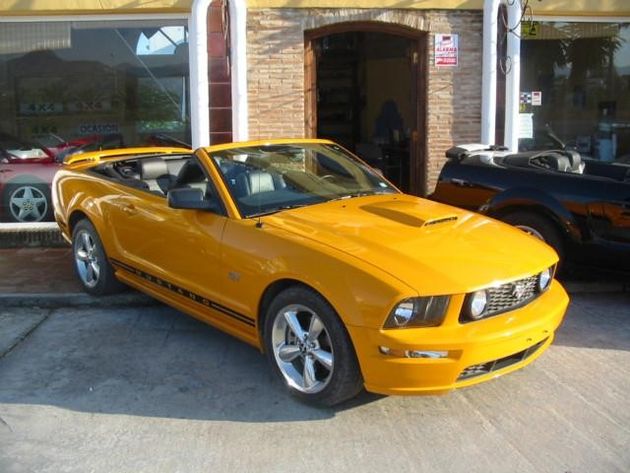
[384,296,450,328]
[538,266,553,292]
[465,290,488,320]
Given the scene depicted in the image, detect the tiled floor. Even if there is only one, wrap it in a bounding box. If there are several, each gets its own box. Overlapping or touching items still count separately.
[0,247,82,294]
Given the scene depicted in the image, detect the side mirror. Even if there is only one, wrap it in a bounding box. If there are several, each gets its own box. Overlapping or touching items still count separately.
[167,187,219,212]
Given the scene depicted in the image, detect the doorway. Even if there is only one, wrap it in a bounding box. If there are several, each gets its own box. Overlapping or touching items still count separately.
[305,24,426,195]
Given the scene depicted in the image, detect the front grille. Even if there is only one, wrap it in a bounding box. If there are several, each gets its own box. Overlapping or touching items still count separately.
[457,338,547,381]
[486,274,539,314]
[460,273,540,323]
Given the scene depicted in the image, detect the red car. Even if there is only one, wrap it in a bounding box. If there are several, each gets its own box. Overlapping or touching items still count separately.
[0,132,126,222]
[0,132,61,223]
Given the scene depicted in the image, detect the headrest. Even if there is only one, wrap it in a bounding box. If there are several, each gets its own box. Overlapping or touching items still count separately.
[248,171,275,194]
[563,150,582,172]
[546,153,571,172]
[140,158,168,180]
[175,160,206,185]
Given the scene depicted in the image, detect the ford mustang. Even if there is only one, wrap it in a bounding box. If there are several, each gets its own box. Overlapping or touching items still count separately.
[431,144,630,272]
[53,139,569,406]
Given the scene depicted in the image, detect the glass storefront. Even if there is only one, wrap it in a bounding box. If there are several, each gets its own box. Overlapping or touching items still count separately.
[520,21,630,162]
[0,19,190,222]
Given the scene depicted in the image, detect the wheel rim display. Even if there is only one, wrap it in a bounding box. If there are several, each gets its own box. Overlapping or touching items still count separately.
[9,185,47,222]
[271,304,334,394]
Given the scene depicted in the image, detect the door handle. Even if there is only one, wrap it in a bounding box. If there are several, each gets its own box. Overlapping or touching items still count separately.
[451,178,470,187]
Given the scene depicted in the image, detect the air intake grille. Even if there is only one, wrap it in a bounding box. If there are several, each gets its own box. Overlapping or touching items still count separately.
[457,338,547,381]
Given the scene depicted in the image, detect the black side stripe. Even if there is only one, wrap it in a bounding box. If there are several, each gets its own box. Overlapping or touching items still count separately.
[110,258,255,327]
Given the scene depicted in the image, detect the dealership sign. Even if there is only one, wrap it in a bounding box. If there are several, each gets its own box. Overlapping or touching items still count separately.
[435,34,458,67]
[78,123,120,135]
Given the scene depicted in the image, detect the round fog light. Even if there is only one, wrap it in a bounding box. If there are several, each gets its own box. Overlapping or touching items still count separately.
[469,290,487,320]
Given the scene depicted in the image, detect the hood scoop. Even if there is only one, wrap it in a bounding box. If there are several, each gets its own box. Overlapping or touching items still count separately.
[360,201,459,228]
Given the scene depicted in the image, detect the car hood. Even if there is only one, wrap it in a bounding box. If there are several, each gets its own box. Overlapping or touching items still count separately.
[263,194,558,295]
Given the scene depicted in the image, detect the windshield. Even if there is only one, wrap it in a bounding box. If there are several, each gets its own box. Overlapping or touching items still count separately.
[0,133,51,161]
[211,143,398,218]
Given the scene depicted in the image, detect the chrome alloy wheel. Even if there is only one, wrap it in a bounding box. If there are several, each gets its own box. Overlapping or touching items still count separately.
[271,304,334,394]
[9,185,48,222]
[74,230,101,288]
[515,224,545,241]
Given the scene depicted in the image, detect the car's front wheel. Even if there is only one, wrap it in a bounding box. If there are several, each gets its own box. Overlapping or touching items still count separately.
[264,286,363,406]
[72,219,123,295]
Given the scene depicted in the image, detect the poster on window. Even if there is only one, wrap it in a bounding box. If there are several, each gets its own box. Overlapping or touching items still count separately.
[434,34,458,67]
[519,113,534,139]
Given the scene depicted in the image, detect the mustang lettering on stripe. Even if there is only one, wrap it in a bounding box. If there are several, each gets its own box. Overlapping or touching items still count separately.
[110,258,255,327]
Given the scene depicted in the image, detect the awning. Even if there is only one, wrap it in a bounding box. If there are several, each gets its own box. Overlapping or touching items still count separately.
[1,0,193,16]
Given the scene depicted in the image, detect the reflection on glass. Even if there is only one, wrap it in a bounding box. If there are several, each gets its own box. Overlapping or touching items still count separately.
[520,22,630,162]
[212,143,398,218]
[0,19,191,223]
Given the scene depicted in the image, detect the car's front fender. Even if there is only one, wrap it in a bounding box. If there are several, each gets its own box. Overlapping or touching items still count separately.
[219,218,418,333]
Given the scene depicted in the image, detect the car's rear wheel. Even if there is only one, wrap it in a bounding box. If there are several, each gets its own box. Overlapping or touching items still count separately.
[502,211,565,262]
[264,286,363,406]
[2,183,52,222]
[72,219,123,295]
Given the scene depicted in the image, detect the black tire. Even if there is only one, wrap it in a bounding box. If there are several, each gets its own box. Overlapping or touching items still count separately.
[71,219,123,295]
[502,211,565,262]
[2,182,52,222]
[263,286,363,406]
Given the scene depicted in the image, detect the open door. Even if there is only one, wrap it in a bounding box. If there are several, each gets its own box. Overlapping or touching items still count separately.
[305,23,426,195]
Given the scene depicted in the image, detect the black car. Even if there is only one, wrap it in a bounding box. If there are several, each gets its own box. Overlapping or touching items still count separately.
[430,144,630,272]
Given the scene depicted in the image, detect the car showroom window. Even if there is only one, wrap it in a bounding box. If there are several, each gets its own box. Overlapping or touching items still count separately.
[520,21,630,162]
[0,19,190,224]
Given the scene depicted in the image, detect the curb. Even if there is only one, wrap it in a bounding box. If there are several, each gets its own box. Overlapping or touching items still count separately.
[0,291,159,308]
[0,223,65,248]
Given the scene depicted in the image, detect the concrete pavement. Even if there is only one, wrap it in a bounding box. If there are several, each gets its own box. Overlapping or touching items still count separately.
[0,293,629,473]
[1,242,629,471]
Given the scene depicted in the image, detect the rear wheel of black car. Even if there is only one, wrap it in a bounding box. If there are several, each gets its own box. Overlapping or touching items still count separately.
[72,219,123,296]
[263,286,363,406]
[502,211,564,262]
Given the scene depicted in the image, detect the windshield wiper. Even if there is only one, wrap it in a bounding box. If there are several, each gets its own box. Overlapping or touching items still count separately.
[248,203,311,218]
[332,190,396,200]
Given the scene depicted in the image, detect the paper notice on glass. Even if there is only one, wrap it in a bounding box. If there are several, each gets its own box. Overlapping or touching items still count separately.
[519,113,534,139]
[531,91,542,106]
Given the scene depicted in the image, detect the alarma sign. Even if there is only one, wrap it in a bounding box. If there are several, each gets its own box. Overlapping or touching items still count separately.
[435,34,459,67]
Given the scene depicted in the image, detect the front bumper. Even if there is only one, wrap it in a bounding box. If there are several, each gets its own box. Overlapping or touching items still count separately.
[347,280,569,396]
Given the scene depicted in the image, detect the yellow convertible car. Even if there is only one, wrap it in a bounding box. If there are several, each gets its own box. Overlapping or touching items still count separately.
[53,139,569,406]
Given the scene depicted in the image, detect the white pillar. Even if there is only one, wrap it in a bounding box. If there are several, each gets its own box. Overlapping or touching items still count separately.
[229,0,249,142]
[481,0,522,151]
[481,0,499,145]
[189,0,212,148]
[504,1,522,152]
